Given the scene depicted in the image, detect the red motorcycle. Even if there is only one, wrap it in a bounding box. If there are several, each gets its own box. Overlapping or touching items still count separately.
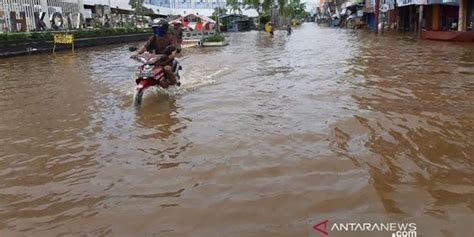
[130,48,182,106]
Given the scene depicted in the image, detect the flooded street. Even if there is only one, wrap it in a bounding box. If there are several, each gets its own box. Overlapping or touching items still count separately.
[1,23,473,236]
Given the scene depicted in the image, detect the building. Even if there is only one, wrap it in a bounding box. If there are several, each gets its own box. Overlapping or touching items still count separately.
[395,0,473,34]
[422,0,473,31]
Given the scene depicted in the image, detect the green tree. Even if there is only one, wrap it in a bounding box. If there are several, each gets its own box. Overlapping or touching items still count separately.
[129,0,154,26]
[241,0,274,27]
[226,0,243,14]
[212,7,228,32]
[289,0,308,19]
[277,0,288,24]
[212,7,228,18]
[283,0,308,21]
[242,0,274,16]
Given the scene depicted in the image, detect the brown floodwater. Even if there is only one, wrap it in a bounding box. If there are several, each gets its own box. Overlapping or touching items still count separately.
[0,24,473,236]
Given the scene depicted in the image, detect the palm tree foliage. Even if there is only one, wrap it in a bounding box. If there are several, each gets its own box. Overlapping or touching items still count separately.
[226,0,243,14]
[232,0,307,19]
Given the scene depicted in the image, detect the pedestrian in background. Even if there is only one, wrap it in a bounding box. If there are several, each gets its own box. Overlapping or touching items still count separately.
[265,21,274,37]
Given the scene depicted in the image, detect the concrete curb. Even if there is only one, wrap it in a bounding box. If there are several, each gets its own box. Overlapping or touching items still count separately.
[202,41,229,47]
[0,33,152,58]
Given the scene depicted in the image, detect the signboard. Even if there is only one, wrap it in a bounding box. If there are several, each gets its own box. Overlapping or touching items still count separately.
[442,0,459,4]
[0,0,83,32]
[54,34,73,44]
[397,0,427,6]
[381,4,390,12]
[53,33,74,53]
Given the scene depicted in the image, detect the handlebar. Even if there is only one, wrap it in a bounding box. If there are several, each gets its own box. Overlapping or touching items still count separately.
[130,53,166,65]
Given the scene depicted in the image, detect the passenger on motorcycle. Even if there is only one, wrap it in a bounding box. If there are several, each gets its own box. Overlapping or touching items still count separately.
[171,21,183,53]
[137,18,178,86]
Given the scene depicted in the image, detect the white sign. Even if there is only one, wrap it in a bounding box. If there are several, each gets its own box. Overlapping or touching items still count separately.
[380,4,389,12]
[0,0,83,31]
[397,0,427,7]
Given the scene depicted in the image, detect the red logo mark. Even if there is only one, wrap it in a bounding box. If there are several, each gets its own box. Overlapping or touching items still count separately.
[313,219,329,235]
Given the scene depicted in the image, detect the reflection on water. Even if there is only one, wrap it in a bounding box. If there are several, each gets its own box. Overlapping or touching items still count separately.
[135,94,181,139]
[0,24,473,236]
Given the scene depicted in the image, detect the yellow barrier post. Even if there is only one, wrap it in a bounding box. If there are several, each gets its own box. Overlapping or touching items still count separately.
[53,33,74,53]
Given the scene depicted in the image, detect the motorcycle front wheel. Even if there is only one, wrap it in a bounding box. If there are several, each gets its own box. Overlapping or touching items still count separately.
[133,88,144,106]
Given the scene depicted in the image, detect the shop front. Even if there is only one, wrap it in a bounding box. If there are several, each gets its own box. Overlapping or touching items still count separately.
[396,0,427,32]
[422,0,474,41]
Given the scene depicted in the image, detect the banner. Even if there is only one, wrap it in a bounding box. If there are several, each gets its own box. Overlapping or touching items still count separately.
[397,0,428,6]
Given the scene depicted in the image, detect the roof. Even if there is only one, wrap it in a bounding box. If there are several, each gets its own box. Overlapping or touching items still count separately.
[220,14,247,18]
[169,13,216,24]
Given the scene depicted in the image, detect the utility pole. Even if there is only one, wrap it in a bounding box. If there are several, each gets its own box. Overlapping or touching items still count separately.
[135,0,138,27]
[418,4,423,38]
[374,0,379,35]
[216,1,220,33]
[107,0,111,27]
[458,0,467,31]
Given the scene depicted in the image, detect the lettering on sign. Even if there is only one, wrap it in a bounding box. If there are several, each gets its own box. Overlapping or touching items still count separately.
[10,11,27,31]
[77,13,86,29]
[34,12,47,30]
[66,13,73,30]
[51,12,64,30]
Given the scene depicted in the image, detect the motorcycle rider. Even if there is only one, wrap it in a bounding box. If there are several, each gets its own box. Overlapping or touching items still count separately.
[137,18,178,86]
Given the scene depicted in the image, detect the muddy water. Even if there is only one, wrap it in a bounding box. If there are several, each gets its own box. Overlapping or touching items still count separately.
[0,24,473,236]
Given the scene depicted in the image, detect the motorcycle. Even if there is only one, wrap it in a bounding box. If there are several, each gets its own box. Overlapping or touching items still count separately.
[129,47,182,106]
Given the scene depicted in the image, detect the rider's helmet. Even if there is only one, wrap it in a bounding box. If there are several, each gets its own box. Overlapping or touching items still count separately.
[151,18,169,37]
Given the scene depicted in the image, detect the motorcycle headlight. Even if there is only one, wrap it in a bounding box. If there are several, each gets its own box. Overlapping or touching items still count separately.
[144,65,153,71]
